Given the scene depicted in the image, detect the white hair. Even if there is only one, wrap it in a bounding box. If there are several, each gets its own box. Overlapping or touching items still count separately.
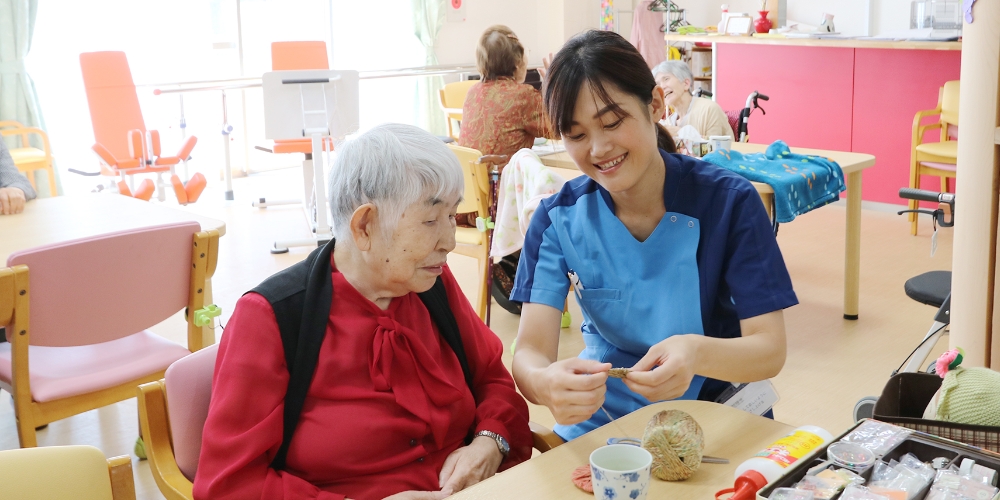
[652,60,694,94]
[328,123,464,241]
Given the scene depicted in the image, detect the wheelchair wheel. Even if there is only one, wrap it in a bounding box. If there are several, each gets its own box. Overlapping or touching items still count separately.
[853,396,878,422]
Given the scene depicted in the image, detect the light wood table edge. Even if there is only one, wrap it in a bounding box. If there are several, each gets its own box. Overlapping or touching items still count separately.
[446,400,795,499]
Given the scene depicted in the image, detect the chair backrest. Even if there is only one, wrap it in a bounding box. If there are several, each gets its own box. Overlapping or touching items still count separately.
[6,222,199,347]
[940,80,960,128]
[439,80,478,111]
[0,445,123,500]
[165,342,219,481]
[80,51,146,161]
[271,41,329,71]
[448,144,490,219]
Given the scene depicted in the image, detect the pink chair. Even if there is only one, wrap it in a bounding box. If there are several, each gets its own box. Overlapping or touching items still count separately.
[0,222,220,448]
[138,344,218,500]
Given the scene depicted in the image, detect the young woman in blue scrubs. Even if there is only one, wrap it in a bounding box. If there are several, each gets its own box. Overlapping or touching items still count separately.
[510,30,798,441]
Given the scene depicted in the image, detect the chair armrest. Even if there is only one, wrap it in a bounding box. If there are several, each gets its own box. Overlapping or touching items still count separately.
[0,126,51,153]
[530,421,565,453]
[911,108,942,145]
[138,381,195,500]
[107,455,137,500]
[914,122,944,148]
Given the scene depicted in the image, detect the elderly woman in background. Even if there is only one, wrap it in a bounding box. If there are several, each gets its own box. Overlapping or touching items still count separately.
[653,60,734,141]
[194,123,532,500]
[459,25,554,160]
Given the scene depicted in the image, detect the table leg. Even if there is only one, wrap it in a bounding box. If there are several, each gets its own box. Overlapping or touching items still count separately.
[844,171,863,320]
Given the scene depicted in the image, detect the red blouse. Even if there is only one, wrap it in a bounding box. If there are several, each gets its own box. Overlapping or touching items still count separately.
[458,78,555,159]
[193,264,531,500]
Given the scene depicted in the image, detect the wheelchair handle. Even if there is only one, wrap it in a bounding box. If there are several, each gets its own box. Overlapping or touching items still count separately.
[756,93,769,101]
[899,188,954,203]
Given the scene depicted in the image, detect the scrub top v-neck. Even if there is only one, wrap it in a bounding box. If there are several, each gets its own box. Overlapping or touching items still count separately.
[511,149,798,441]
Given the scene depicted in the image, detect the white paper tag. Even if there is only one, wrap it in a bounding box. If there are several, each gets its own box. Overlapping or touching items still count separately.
[719,380,780,416]
[931,228,938,257]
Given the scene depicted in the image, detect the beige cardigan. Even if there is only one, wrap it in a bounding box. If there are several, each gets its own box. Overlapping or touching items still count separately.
[686,97,735,140]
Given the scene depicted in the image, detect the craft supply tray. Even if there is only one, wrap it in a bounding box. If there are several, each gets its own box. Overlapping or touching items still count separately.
[757,422,1000,499]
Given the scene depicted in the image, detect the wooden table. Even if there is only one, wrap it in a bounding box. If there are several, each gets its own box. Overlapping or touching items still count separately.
[538,144,876,319]
[448,400,794,499]
[0,195,226,264]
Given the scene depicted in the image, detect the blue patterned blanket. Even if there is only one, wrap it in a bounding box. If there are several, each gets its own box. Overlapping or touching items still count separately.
[703,141,846,223]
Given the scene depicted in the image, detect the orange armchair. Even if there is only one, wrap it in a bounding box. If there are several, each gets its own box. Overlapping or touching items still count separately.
[79,51,205,204]
[908,80,959,235]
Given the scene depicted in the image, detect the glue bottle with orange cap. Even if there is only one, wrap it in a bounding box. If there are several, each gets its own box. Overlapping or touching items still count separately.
[715,425,834,499]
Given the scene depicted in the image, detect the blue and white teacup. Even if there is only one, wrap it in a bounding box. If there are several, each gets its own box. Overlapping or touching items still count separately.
[590,444,652,500]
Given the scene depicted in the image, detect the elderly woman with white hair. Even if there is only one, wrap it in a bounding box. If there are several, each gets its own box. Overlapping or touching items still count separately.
[652,60,734,141]
[194,123,531,500]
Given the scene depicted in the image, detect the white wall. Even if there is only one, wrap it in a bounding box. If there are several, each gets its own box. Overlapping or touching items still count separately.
[435,0,600,66]
[677,0,912,37]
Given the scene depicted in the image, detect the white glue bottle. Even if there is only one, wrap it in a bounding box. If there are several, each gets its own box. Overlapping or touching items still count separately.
[733,425,834,483]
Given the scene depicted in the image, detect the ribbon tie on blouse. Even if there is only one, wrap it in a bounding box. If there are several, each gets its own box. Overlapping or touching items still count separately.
[369,316,466,448]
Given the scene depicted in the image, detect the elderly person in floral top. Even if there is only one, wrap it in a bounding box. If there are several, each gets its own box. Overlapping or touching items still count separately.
[458,25,555,161]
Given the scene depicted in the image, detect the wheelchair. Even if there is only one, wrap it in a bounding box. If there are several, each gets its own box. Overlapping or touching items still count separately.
[853,187,955,421]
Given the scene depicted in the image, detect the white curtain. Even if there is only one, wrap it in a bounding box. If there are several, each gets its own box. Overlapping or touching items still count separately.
[0,0,59,196]
[412,0,447,136]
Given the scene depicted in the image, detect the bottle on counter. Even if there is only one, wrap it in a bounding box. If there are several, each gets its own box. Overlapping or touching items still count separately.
[718,4,729,32]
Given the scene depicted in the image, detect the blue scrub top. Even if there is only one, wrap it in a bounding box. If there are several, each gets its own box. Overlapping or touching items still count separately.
[511,150,798,440]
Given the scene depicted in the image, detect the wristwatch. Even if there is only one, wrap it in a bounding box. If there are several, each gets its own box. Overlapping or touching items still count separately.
[475,430,510,458]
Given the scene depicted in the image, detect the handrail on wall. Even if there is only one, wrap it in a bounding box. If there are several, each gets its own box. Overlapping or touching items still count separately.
[147,64,488,95]
[146,63,542,95]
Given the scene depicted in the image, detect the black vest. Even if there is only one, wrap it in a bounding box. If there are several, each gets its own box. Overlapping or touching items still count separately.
[249,239,473,470]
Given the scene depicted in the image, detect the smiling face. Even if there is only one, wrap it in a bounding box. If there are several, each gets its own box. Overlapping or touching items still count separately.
[655,72,690,109]
[366,195,460,296]
[562,81,666,196]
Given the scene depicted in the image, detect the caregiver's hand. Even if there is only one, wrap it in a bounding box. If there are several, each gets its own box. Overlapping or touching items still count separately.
[623,334,699,402]
[539,357,611,425]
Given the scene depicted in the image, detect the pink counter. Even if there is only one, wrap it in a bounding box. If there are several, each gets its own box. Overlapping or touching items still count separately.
[668,37,961,205]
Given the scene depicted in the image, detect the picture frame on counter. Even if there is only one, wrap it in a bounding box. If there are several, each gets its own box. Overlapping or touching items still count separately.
[724,14,754,36]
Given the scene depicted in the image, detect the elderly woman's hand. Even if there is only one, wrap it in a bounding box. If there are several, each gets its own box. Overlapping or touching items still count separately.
[381,491,450,500]
[0,187,26,215]
[538,52,554,84]
[437,435,504,495]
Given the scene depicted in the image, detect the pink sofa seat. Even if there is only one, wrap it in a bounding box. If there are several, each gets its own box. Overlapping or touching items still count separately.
[0,331,190,403]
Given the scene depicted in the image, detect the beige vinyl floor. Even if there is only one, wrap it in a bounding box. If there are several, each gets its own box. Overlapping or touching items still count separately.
[0,167,954,499]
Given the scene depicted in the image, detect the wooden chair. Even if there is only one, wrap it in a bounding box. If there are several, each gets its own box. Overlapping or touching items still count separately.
[447,144,508,323]
[439,80,478,141]
[79,51,204,203]
[138,341,562,500]
[909,80,960,235]
[0,121,57,196]
[0,222,219,448]
[0,445,136,500]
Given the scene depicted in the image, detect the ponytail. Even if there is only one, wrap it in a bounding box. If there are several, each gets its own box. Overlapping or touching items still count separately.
[656,124,676,153]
